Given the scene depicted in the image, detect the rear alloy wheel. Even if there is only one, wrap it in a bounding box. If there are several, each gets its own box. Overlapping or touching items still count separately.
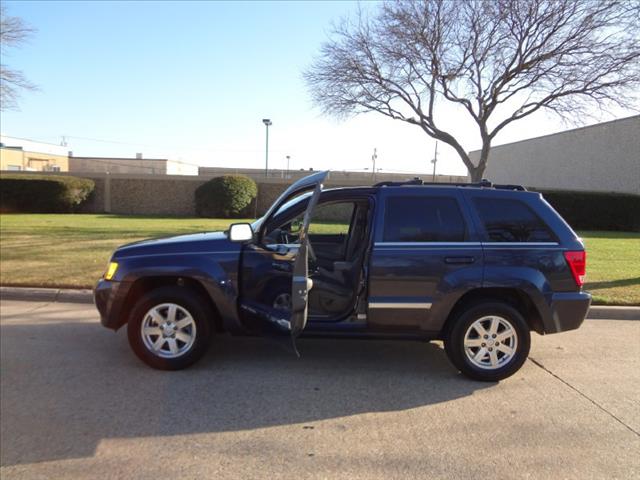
[463,315,518,370]
[445,302,530,382]
[127,287,212,370]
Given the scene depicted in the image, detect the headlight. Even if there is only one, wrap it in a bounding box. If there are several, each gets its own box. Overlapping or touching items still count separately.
[104,262,119,280]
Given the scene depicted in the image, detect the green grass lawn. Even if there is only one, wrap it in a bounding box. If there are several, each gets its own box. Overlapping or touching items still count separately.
[1,214,638,305]
[579,231,640,305]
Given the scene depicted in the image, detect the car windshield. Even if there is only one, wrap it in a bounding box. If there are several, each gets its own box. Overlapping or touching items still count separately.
[251,191,312,231]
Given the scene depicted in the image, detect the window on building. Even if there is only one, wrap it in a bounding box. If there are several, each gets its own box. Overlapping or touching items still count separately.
[6,165,22,171]
[383,196,466,242]
[474,198,556,242]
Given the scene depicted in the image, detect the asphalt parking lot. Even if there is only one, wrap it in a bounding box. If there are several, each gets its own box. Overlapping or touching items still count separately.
[1,299,638,479]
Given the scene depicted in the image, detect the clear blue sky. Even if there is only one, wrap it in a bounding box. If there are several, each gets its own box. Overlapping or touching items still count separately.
[1,1,634,175]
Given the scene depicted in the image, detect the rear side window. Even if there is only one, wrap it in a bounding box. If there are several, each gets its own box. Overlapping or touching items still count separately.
[383,196,466,242]
[474,198,556,242]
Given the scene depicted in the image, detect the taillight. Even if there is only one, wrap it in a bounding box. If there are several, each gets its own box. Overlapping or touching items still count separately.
[564,250,586,287]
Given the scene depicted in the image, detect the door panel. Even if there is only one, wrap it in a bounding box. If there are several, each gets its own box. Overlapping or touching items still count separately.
[239,243,297,335]
[237,171,327,351]
[366,191,482,333]
[367,243,483,332]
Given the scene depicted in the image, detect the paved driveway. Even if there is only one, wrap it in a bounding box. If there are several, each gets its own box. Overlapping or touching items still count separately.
[1,299,638,479]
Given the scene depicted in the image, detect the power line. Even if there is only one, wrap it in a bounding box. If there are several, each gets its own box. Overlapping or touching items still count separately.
[65,135,164,148]
[71,155,203,169]
[64,135,280,154]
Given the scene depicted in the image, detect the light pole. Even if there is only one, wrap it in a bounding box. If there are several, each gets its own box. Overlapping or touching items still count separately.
[262,118,272,177]
[431,141,438,182]
[371,147,378,182]
[286,155,291,179]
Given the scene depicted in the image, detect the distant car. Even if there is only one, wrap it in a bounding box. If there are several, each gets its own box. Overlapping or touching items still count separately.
[95,171,590,381]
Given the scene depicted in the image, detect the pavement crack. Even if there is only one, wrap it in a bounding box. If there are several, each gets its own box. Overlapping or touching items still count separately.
[529,357,639,437]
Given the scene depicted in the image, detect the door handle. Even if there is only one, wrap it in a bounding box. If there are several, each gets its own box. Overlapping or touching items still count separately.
[444,256,475,264]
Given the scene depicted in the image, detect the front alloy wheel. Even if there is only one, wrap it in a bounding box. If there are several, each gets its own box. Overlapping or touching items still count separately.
[445,302,530,382]
[127,287,212,370]
[140,303,197,359]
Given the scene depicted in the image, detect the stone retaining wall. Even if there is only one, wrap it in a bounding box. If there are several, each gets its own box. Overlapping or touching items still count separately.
[6,171,468,217]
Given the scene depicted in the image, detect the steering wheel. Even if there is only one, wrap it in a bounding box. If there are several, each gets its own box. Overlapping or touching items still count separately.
[274,226,316,262]
[278,229,290,245]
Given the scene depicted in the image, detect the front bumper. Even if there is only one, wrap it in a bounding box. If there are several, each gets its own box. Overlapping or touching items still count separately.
[94,279,130,330]
[542,291,592,334]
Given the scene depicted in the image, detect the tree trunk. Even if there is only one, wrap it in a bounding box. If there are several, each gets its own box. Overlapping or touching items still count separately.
[469,140,490,182]
[469,166,486,182]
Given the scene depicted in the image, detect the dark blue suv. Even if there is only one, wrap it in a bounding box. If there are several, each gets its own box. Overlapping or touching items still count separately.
[95,171,591,381]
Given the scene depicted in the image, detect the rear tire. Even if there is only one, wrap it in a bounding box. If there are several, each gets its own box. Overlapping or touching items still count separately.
[127,286,212,370]
[444,301,530,382]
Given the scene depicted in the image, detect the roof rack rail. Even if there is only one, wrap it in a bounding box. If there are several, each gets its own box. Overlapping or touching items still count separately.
[492,183,527,191]
[373,177,526,191]
[374,177,425,187]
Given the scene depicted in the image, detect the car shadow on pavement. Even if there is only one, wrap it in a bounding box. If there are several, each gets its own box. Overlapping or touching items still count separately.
[0,313,492,466]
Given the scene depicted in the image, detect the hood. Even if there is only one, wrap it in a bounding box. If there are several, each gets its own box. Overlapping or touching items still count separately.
[113,231,241,258]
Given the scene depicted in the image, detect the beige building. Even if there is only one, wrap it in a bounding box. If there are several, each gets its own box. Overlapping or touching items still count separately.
[0,135,198,175]
[469,115,640,194]
[68,155,198,175]
[0,135,69,172]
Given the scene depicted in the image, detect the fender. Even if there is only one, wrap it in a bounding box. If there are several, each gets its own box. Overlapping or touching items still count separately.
[109,252,242,332]
[426,266,553,335]
[424,265,484,333]
[482,266,554,326]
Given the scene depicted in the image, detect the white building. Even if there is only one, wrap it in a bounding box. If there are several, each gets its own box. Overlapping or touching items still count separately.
[469,115,640,194]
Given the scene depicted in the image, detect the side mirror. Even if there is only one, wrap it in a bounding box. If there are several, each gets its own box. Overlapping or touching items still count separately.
[228,223,253,242]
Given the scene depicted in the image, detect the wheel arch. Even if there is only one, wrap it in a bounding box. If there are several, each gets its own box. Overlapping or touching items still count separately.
[120,276,224,333]
[441,287,544,338]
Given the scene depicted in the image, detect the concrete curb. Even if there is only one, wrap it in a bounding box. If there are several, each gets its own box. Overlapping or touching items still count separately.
[586,305,640,321]
[1,286,639,320]
[0,286,94,304]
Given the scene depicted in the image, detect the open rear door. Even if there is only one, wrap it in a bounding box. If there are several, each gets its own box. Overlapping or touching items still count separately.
[238,171,328,354]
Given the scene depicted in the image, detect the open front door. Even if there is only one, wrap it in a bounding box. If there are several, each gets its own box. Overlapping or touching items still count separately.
[238,171,327,354]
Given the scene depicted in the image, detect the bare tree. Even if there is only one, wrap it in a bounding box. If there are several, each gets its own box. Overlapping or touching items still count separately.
[305,0,640,181]
[1,5,37,111]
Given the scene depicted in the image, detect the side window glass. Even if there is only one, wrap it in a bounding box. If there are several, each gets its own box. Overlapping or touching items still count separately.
[263,201,354,244]
[383,196,466,242]
[474,198,556,242]
[309,202,354,235]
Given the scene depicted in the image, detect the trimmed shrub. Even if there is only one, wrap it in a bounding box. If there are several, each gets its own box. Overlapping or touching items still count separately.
[195,175,258,218]
[0,174,95,213]
[535,189,640,232]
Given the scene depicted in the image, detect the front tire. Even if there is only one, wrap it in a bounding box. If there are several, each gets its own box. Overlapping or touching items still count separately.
[444,302,530,382]
[127,287,212,370]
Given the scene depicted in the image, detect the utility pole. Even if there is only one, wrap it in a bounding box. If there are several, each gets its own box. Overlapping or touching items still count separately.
[372,148,378,182]
[262,119,272,177]
[431,141,438,182]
